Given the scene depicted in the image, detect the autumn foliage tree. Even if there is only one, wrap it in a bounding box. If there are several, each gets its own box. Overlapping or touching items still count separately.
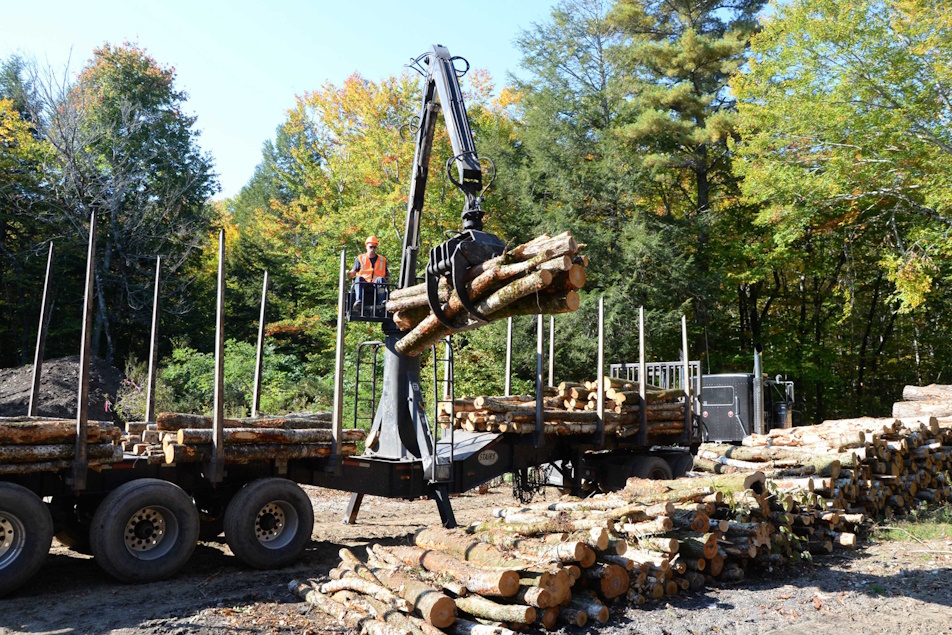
[32,43,218,363]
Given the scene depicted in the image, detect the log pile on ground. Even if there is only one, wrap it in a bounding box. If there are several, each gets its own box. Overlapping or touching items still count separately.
[0,416,123,474]
[291,412,952,633]
[700,414,952,514]
[387,232,586,356]
[290,470,866,633]
[119,412,364,465]
[441,377,686,439]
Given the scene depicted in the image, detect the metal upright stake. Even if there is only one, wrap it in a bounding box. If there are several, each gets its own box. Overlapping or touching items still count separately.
[504,316,513,396]
[29,242,54,417]
[73,212,96,491]
[251,270,269,418]
[209,230,226,484]
[596,297,605,444]
[548,315,555,388]
[145,256,162,423]
[331,250,347,476]
[637,306,648,447]
[681,314,692,442]
[534,314,544,448]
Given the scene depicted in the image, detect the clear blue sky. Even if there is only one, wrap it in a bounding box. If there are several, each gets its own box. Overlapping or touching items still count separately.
[1,0,556,198]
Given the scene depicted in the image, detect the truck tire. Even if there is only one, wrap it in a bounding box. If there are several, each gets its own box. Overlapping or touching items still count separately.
[632,456,673,480]
[224,478,313,569]
[89,479,200,583]
[668,453,694,478]
[0,482,54,597]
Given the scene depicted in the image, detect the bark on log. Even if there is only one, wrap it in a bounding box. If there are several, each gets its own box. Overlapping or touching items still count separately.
[902,384,952,402]
[383,546,520,597]
[0,443,121,464]
[893,401,952,419]
[289,581,406,635]
[337,547,456,629]
[396,269,553,356]
[318,577,413,612]
[164,442,356,464]
[0,421,104,445]
[569,596,609,623]
[176,427,366,445]
[156,412,331,431]
[414,528,530,570]
[512,585,553,609]
[454,595,535,625]
[453,618,520,635]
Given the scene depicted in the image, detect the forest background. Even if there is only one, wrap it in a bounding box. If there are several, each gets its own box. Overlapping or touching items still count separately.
[1,0,950,426]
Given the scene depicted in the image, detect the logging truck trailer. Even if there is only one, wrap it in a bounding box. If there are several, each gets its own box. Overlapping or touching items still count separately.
[0,44,694,597]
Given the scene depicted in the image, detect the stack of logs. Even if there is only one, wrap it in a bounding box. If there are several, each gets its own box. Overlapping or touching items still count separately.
[698,414,952,516]
[441,377,686,439]
[0,416,123,475]
[119,412,365,465]
[289,469,870,635]
[291,404,952,634]
[387,232,587,357]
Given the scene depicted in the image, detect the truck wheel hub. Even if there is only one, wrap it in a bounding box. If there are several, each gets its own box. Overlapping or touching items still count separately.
[0,511,25,567]
[255,503,285,541]
[125,506,167,552]
[254,500,299,549]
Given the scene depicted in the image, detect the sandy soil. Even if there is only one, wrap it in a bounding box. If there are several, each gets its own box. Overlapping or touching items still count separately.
[2,485,951,635]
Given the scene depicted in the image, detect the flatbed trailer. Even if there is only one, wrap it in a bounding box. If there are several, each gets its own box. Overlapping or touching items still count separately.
[0,45,699,596]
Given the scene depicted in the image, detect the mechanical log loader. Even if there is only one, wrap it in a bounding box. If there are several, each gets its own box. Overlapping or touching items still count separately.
[0,45,698,597]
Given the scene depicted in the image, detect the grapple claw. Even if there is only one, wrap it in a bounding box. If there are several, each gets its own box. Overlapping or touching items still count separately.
[425,229,505,328]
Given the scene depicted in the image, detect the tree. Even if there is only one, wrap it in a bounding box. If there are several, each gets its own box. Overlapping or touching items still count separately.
[733,0,952,312]
[31,43,218,363]
[0,93,52,363]
[731,0,952,419]
[608,0,768,358]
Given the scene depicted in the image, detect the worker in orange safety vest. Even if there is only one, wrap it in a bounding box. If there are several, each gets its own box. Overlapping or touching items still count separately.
[348,235,388,310]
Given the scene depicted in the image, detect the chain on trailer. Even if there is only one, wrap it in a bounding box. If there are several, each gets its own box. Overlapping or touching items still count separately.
[512,464,553,505]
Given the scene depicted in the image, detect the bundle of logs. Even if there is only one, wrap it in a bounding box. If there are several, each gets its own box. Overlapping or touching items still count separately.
[440,377,686,439]
[119,412,365,465]
[893,383,952,419]
[289,469,868,635]
[698,414,952,515]
[0,416,123,475]
[387,232,587,357]
[290,405,952,634]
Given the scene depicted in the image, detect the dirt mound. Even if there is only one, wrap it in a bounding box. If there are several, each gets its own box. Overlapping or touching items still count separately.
[0,356,124,420]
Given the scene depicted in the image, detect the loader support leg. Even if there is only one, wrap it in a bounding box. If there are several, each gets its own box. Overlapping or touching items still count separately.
[343,493,363,525]
[431,485,457,529]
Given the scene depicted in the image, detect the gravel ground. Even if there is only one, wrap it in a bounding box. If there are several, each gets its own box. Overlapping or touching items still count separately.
[2,485,951,635]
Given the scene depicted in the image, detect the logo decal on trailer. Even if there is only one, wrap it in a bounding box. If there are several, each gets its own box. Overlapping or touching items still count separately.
[477,450,498,466]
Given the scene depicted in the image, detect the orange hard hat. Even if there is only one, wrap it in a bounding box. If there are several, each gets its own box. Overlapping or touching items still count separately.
[365,235,379,246]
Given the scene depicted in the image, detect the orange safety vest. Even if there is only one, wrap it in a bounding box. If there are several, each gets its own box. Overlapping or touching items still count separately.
[357,253,387,282]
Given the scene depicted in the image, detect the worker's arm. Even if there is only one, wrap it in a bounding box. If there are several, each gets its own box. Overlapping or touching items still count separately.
[348,256,361,279]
